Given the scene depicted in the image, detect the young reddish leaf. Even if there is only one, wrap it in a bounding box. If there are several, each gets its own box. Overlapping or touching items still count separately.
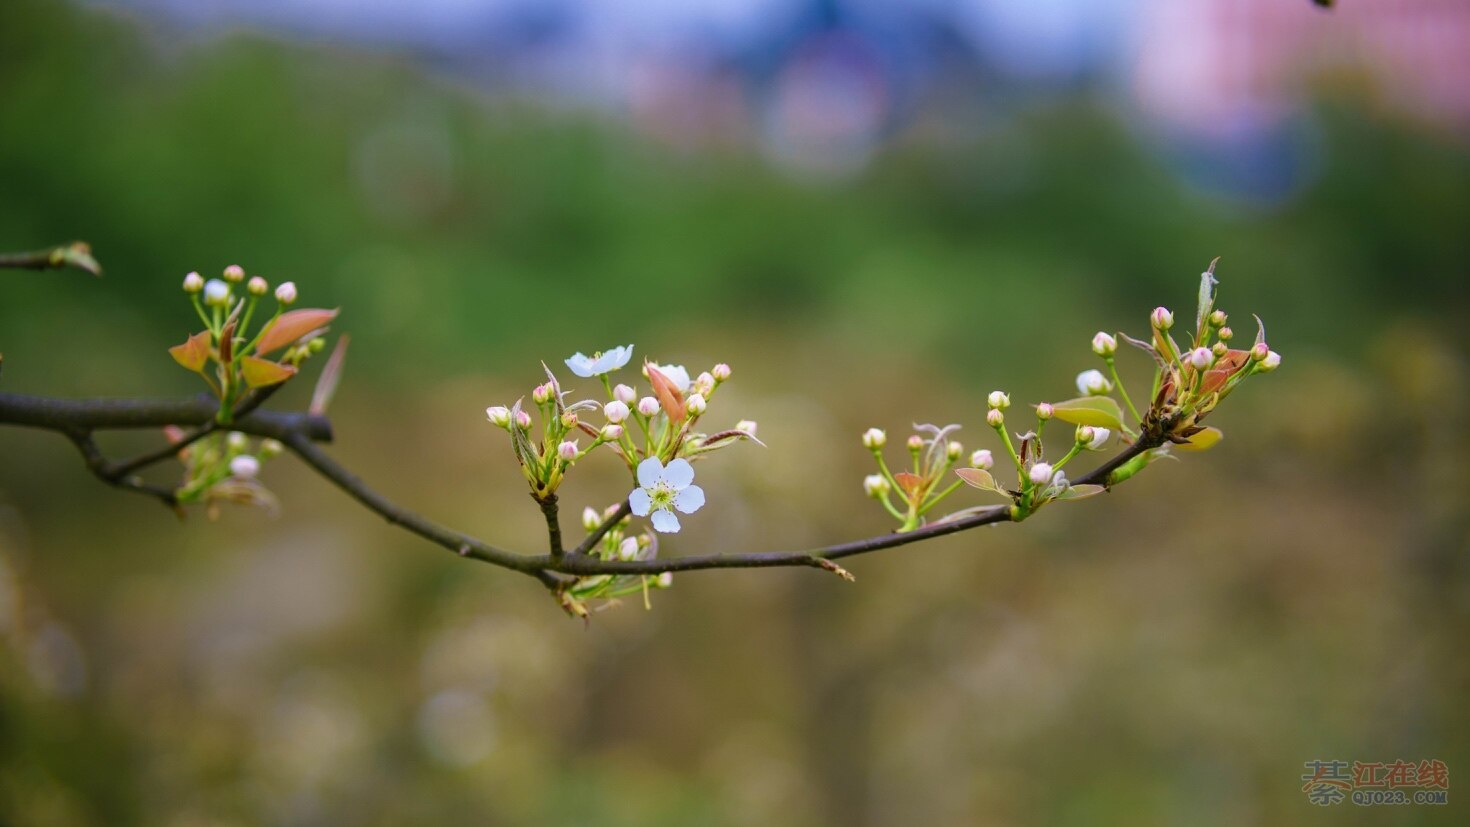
[1049,397,1126,431]
[893,472,924,497]
[1200,349,1250,395]
[1175,426,1223,452]
[309,335,350,416]
[239,355,298,388]
[168,330,212,373]
[646,362,687,422]
[255,308,339,356]
[218,320,237,366]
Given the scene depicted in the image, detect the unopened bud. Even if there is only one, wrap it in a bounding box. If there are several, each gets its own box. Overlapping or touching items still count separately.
[1028,462,1055,487]
[1187,347,1214,370]
[222,264,245,283]
[946,441,963,461]
[1036,402,1054,420]
[1208,309,1227,327]
[1076,369,1113,396]
[986,409,1004,427]
[514,410,532,430]
[1250,342,1269,361]
[1151,306,1174,329]
[603,400,629,423]
[711,363,732,382]
[862,428,886,449]
[203,279,231,307]
[863,474,891,498]
[600,423,624,440]
[613,383,636,404]
[637,397,660,417]
[971,449,994,469]
[582,506,600,531]
[987,390,1010,410]
[274,281,297,304]
[656,572,673,588]
[1260,350,1281,372]
[486,406,511,427]
[1217,326,1234,342]
[736,419,758,436]
[618,536,640,561]
[693,372,715,395]
[532,383,553,404]
[560,411,578,429]
[686,393,707,415]
[1075,425,1095,445]
[259,439,283,459]
[1091,331,1117,356]
[906,435,924,451]
[308,337,326,354]
[227,431,249,451]
[229,455,260,479]
[557,440,579,461]
[1212,341,1228,357]
[183,271,204,293]
[247,276,269,296]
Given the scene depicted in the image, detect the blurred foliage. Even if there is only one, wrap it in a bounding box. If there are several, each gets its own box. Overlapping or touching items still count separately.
[2,0,1469,825]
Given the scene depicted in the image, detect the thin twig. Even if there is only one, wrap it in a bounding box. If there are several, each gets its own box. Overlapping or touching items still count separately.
[0,242,102,276]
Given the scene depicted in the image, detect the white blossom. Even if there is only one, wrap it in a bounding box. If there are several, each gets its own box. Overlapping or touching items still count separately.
[1076,369,1113,396]
[564,345,634,378]
[628,457,705,533]
[229,455,260,479]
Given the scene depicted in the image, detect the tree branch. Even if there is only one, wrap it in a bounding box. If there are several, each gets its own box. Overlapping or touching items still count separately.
[0,241,102,276]
[0,389,1165,586]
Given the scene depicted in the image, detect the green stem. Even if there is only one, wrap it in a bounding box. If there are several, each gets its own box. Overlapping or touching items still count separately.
[1106,357,1143,425]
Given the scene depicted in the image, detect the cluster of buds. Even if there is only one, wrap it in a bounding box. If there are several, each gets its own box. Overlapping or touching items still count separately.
[864,262,1280,529]
[558,504,673,617]
[859,423,969,532]
[168,428,285,518]
[485,345,758,534]
[171,265,338,423]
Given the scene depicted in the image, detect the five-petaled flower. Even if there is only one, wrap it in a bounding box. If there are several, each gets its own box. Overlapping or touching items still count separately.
[565,345,635,378]
[629,457,705,533]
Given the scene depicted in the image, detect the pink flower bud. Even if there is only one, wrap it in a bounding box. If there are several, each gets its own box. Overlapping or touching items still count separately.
[1151,306,1174,329]
[987,390,1010,409]
[711,363,732,381]
[686,393,707,415]
[986,409,1004,427]
[1208,309,1227,327]
[618,536,640,561]
[1028,462,1054,487]
[1217,326,1234,342]
[970,449,993,469]
[862,428,886,449]
[183,271,204,293]
[1036,402,1054,420]
[558,440,579,461]
[603,400,629,423]
[637,397,660,417]
[1091,332,1117,356]
[485,406,511,427]
[1187,347,1213,370]
[274,281,297,304]
[247,276,269,296]
[600,423,624,440]
[532,383,553,404]
[946,441,963,460]
[906,435,924,451]
[613,383,637,404]
[1075,425,1095,445]
[229,455,260,479]
[1250,342,1269,361]
[736,419,758,436]
[514,410,532,430]
[222,264,245,283]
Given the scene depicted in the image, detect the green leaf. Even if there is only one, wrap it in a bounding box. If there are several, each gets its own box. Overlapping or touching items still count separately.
[1175,426,1223,452]
[239,355,297,388]
[1057,484,1106,501]
[1049,397,1126,431]
[955,467,1007,495]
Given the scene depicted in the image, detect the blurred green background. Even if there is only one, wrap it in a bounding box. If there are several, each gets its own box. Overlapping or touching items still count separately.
[2,0,1468,824]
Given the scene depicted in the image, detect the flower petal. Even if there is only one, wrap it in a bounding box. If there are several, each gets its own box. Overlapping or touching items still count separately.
[650,509,681,533]
[673,485,704,514]
[637,456,664,488]
[564,353,595,377]
[660,458,695,489]
[628,488,652,516]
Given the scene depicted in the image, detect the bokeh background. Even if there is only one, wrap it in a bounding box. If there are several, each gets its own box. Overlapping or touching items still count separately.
[2,0,1468,824]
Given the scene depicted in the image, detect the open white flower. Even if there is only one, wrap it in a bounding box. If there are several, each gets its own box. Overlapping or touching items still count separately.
[1076,369,1113,396]
[564,345,634,378]
[629,457,705,533]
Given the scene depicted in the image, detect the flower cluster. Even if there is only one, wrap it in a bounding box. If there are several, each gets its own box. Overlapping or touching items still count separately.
[560,503,673,616]
[169,265,338,423]
[862,262,1281,529]
[167,427,285,518]
[485,345,757,532]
